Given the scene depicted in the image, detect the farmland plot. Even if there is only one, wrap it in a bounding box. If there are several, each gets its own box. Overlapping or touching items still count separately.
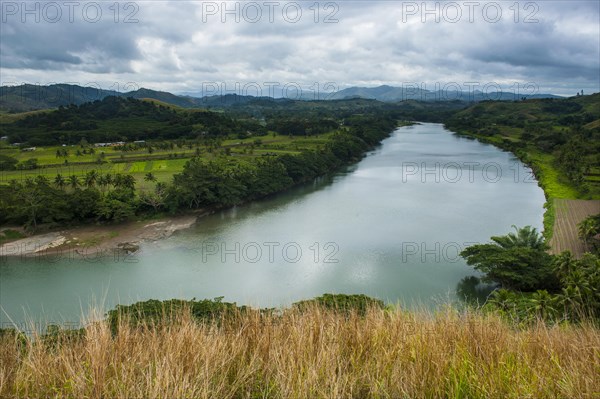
[550,199,600,257]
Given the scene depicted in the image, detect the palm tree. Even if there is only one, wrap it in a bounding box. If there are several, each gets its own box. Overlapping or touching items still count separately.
[144,172,156,182]
[488,289,516,312]
[578,216,599,250]
[104,173,113,187]
[97,174,108,191]
[552,251,575,280]
[35,175,49,186]
[122,174,136,190]
[491,225,547,250]
[54,174,66,190]
[84,170,98,188]
[529,290,559,319]
[113,173,124,188]
[68,175,80,189]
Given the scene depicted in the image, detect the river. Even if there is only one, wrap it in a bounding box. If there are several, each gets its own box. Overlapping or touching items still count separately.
[0,123,546,328]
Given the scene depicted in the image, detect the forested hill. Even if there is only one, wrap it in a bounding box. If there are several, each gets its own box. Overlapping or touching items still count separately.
[445,93,600,198]
[1,96,468,146]
[1,96,266,145]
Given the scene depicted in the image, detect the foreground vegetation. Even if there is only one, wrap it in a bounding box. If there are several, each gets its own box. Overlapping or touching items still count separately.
[461,225,599,324]
[0,297,598,398]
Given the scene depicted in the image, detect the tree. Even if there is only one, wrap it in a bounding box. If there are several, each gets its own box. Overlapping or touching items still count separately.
[139,182,169,212]
[97,188,136,222]
[490,225,548,250]
[54,174,66,190]
[68,175,80,189]
[553,252,600,317]
[578,214,600,252]
[84,170,98,188]
[0,154,18,171]
[121,174,136,190]
[144,172,156,182]
[14,182,44,231]
[460,226,557,291]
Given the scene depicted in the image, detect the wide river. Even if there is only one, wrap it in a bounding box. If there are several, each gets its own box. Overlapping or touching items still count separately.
[0,123,545,328]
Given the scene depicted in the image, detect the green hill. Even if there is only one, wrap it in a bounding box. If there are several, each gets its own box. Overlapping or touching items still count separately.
[0,96,265,146]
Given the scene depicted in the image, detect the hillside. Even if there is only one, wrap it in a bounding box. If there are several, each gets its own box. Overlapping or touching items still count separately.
[446,94,600,197]
[0,84,199,112]
[1,298,598,398]
[0,96,264,145]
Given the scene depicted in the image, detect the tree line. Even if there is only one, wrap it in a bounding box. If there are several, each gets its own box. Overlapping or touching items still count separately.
[0,115,397,230]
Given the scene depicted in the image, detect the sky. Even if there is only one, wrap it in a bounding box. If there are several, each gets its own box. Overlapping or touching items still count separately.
[1,1,599,97]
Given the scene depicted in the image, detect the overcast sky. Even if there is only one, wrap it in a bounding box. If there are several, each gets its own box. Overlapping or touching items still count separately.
[1,1,598,97]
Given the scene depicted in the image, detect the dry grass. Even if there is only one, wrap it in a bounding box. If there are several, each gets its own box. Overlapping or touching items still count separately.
[1,305,599,398]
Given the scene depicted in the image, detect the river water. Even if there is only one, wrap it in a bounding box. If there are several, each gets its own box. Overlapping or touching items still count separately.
[0,123,546,328]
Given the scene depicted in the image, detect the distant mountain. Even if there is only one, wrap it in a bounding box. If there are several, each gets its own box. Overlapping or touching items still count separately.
[0,84,121,112]
[0,84,274,112]
[195,94,290,108]
[0,84,204,112]
[125,88,199,108]
[329,85,563,102]
[0,83,564,112]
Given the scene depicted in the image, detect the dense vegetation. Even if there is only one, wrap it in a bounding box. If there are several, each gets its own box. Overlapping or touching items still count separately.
[461,226,600,322]
[2,96,265,145]
[578,213,600,253]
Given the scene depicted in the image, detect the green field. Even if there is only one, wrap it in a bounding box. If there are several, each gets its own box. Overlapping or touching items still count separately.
[0,132,333,190]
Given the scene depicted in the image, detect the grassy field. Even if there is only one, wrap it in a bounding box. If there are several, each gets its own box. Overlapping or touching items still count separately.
[0,133,332,190]
[0,304,598,398]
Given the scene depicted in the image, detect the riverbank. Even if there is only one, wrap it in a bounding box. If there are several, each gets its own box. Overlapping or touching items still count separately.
[1,120,409,258]
[445,126,596,245]
[0,212,203,258]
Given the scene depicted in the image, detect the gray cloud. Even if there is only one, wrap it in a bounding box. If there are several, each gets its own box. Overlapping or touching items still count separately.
[0,1,598,96]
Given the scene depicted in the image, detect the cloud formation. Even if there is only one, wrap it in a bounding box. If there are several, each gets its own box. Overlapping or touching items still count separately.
[1,1,598,96]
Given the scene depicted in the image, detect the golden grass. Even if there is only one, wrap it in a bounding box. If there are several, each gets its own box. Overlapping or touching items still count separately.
[1,305,599,398]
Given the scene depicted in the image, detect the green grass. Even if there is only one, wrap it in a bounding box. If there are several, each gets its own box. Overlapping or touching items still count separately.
[527,151,580,199]
[542,200,555,241]
[0,132,334,191]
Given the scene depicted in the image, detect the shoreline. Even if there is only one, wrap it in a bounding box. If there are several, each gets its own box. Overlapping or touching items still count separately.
[0,211,210,259]
[0,121,410,259]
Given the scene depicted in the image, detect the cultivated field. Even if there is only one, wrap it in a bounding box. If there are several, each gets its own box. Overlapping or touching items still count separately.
[0,134,330,190]
[550,199,600,257]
